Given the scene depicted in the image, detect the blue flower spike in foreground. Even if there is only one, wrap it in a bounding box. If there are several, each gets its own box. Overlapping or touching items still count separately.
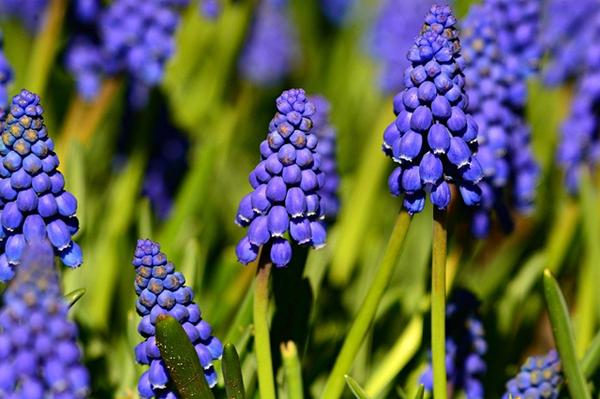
[420,290,487,399]
[0,90,82,281]
[0,240,90,398]
[502,350,562,399]
[382,4,483,214]
[132,239,222,398]
[235,88,326,268]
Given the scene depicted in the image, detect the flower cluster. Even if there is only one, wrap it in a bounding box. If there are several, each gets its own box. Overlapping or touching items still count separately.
[485,0,542,78]
[382,4,483,214]
[235,89,326,268]
[239,0,298,86]
[0,0,48,32]
[311,95,340,221]
[369,0,432,93]
[0,90,81,282]
[541,0,599,86]
[502,350,562,399]
[420,290,487,399]
[65,38,105,101]
[0,33,12,113]
[133,239,223,398]
[74,0,101,23]
[0,240,90,398]
[461,4,539,236]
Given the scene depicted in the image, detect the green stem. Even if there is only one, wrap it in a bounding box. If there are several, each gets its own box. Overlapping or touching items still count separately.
[321,210,412,399]
[543,270,592,399]
[432,209,448,399]
[26,0,68,97]
[254,246,276,399]
[281,341,304,399]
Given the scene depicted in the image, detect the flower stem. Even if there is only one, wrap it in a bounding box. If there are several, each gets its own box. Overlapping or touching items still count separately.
[26,0,68,97]
[254,245,276,399]
[321,209,412,399]
[432,208,447,399]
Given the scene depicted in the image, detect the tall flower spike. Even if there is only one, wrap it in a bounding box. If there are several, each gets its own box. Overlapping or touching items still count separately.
[235,88,326,268]
[0,240,90,398]
[311,95,340,221]
[133,239,222,398]
[238,0,298,86]
[369,0,433,93]
[0,90,82,281]
[502,350,562,399]
[0,32,12,113]
[382,4,483,215]
[420,290,487,399]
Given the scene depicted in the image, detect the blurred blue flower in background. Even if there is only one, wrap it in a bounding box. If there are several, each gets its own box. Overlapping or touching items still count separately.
[133,239,222,398]
[320,0,354,25]
[0,240,90,398]
[369,0,432,94]
[420,289,487,399]
[200,0,222,20]
[239,0,298,86]
[502,349,562,399]
[382,5,483,214]
[235,88,326,268]
[0,0,48,32]
[0,90,82,281]
[65,38,105,101]
[0,33,13,112]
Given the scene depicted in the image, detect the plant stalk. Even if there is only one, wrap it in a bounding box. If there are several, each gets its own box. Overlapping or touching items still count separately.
[432,208,448,399]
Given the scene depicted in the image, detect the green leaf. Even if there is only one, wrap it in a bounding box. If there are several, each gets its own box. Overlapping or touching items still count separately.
[64,288,86,309]
[581,328,600,378]
[222,342,245,399]
[344,375,371,399]
[281,341,304,399]
[413,385,425,399]
[543,270,592,399]
[155,314,216,399]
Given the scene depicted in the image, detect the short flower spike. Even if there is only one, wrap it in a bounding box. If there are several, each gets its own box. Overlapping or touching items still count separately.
[420,290,487,399]
[132,239,222,398]
[0,89,82,281]
[502,350,562,399]
[382,4,483,214]
[235,88,326,268]
[0,240,90,398]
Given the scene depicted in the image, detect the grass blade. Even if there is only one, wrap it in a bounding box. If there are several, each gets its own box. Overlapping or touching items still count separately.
[582,329,600,378]
[345,375,371,399]
[281,341,304,399]
[222,342,245,399]
[543,270,592,399]
[64,288,86,309]
[413,385,425,399]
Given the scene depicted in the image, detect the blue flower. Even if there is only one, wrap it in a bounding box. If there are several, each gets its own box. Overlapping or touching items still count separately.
[133,239,222,398]
[420,289,487,399]
[382,4,483,214]
[502,350,562,399]
[235,89,326,268]
[320,0,354,25]
[0,240,90,398]
[0,32,13,113]
[239,0,298,86]
[369,0,433,93]
[0,0,48,32]
[200,0,222,20]
[311,95,340,221]
[0,90,82,281]
[65,38,105,101]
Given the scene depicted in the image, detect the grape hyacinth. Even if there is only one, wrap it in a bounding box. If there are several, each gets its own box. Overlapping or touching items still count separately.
[369,0,432,93]
[200,0,222,20]
[0,33,13,113]
[239,0,298,86]
[0,0,48,32]
[74,0,101,23]
[235,89,326,268]
[502,350,562,399]
[420,290,487,399]
[133,239,223,398]
[311,95,340,221]
[0,90,82,281]
[100,0,189,97]
[0,240,90,398]
[382,4,483,215]
[320,0,354,25]
[65,38,105,101]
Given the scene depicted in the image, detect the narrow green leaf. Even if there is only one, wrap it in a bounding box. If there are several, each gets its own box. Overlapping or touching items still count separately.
[281,341,304,399]
[344,375,371,399]
[395,386,408,399]
[222,342,245,399]
[64,288,86,309]
[543,270,592,399]
[413,385,424,399]
[155,314,215,399]
[582,329,600,378]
